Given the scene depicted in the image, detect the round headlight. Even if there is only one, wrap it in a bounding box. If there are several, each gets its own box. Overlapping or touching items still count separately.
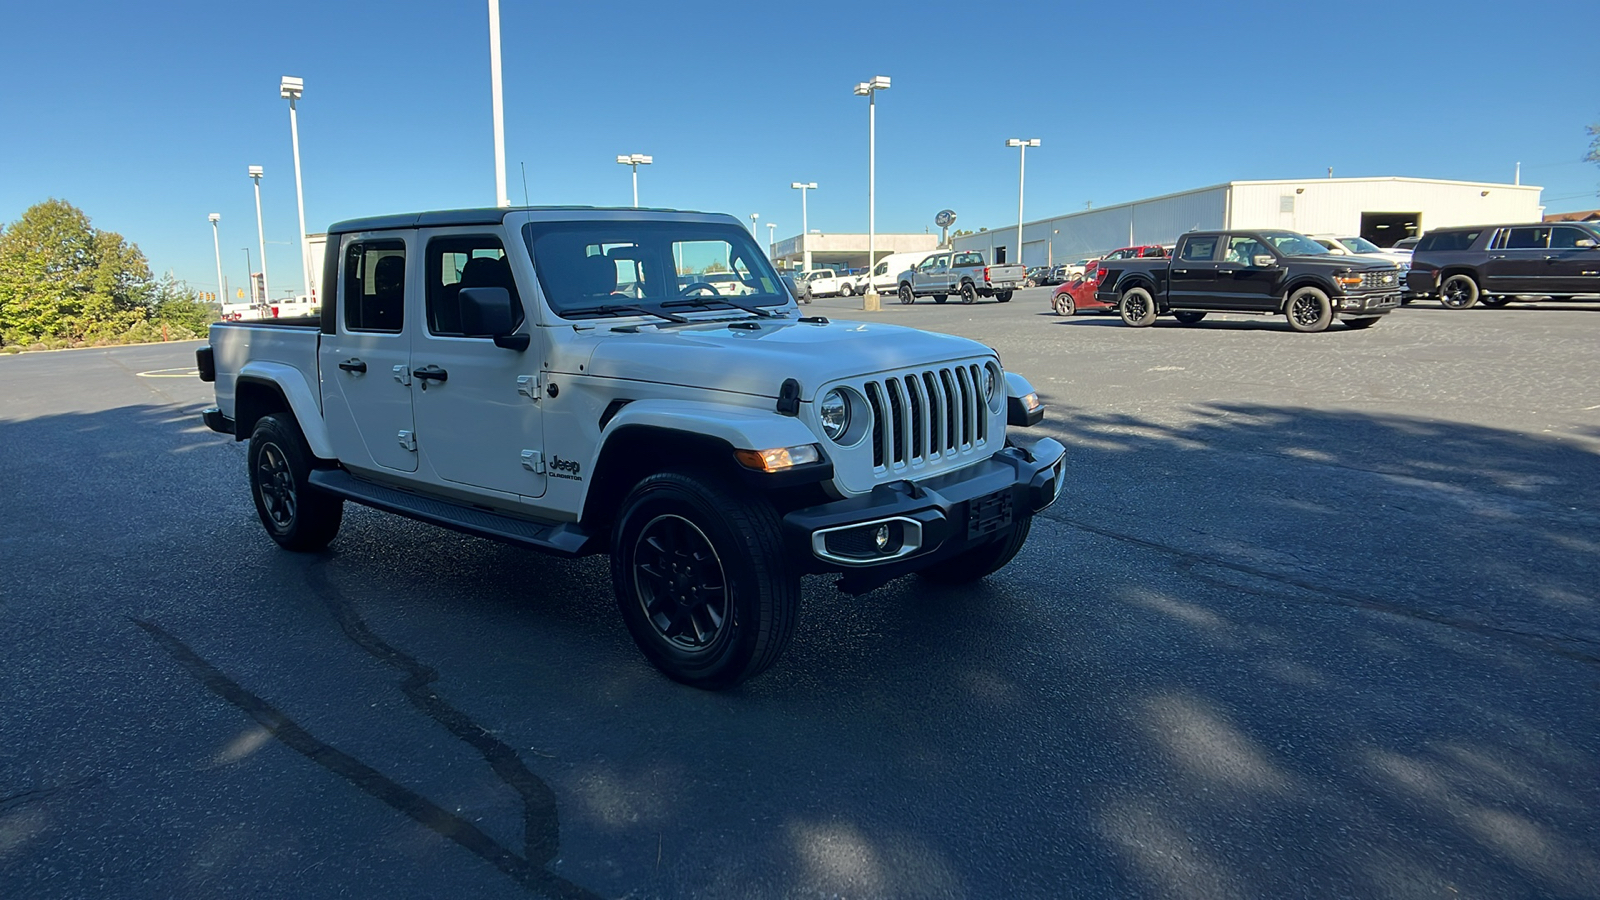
[984,367,997,401]
[819,389,850,441]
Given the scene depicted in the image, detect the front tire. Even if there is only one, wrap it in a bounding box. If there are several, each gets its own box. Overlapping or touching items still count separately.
[248,413,343,551]
[960,282,978,305]
[1054,293,1075,316]
[934,294,948,304]
[919,517,1032,585]
[1439,274,1480,309]
[610,471,799,690]
[1119,287,1157,327]
[898,284,914,305]
[1286,286,1333,332]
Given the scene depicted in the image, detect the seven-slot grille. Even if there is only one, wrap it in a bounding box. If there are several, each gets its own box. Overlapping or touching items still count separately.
[861,363,991,470]
[1358,269,1401,291]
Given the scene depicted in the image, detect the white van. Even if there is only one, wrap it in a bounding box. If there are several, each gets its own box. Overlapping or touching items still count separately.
[854,251,939,295]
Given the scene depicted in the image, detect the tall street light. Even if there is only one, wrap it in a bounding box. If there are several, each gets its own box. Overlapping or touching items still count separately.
[616,154,652,207]
[853,76,890,310]
[487,0,509,207]
[790,181,816,271]
[248,166,270,307]
[280,76,311,302]
[749,212,759,236]
[209,214,224,306]
[1006,138,1041,267]
[766,222,776,259]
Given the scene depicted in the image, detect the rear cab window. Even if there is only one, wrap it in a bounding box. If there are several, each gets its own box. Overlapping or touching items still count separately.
[343,239,407,333]
[1178,236,1220,261]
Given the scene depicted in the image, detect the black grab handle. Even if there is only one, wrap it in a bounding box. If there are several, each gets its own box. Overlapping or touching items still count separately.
[414,365,448,383]
[338,359,367,373]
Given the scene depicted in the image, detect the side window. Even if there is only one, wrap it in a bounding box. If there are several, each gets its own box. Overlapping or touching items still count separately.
[1225,236,1267,264]
[425,236,522,336]
[1179,237,1219,261]
[344,239,406,333]
[1504,227,1549,250]
[1551,227,1598,249]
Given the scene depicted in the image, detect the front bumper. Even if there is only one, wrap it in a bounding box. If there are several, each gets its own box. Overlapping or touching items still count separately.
[781,436,1066,593]
[1335,291,1401,317]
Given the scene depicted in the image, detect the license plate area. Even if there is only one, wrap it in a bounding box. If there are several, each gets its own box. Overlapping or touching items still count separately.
[967,490,1014,539]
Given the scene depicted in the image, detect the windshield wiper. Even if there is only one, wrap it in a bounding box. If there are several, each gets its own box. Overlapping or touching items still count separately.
[661,296,782,318]
[564,303,690,324]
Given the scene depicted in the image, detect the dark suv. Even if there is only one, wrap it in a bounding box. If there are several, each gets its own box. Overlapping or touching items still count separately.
[1407,223,1600,308]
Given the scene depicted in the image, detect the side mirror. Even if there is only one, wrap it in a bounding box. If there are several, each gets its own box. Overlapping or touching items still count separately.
[1253,255,1277,268]
[459,287,529,351]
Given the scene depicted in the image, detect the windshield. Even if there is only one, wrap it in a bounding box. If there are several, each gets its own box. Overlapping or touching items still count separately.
[1340,236,1383,254]
[1262,232,1332,256]
[522,220,786,317]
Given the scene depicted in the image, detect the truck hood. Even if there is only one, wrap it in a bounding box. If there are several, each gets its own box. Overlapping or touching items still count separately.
[581,316,993,399]
[1281,253,1396,270]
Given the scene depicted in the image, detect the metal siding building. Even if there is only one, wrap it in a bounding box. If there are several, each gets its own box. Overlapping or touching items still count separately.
[954,177,1544,266]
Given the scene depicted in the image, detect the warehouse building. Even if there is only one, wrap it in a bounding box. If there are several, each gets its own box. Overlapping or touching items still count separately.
[952,176,1545,267]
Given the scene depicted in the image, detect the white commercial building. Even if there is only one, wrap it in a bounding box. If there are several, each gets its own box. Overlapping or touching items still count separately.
[770,232,939,272]
[952,177,1545,267]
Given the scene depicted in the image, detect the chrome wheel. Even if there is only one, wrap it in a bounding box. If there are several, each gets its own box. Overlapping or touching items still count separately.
[255,441,296,529]
[633,514,729,651]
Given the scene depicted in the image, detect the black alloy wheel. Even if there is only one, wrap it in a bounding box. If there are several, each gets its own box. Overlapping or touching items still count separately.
[1286,286,1333,333]
[611,471,798,689]
[995,290,1013,303]
[1173,311,1207,325]
[899,284,914,305]
[960,283,978,304]
[1439,274,1480,309]
[1119,287,1157,327]
[247,413,343,551]
[934,294,948,304]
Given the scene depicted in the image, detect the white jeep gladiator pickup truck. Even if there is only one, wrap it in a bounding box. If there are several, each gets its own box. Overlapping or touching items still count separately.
[197,206,1064,689]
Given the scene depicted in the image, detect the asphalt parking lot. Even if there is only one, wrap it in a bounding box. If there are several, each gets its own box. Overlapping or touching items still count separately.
[3,293,1598,899]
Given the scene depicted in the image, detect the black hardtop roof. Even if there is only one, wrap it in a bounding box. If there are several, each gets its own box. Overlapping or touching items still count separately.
[326,205,730,235]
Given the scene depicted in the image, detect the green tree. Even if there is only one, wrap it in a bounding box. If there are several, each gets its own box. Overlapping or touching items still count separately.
[1588,121,1599,166]
[0,199,153,347]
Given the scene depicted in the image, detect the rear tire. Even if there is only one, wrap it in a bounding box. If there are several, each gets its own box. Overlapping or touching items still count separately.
[995,290,1013,303]
[960,283,978,305]
[1173,311,1207,325]
[919,517,1032,585]
[610,471,799,690]
[1286,286,1333,333]
[841,283,854,297]
[1479,295,1511,308]
[1343,316,1380,329]
[1439,274,1480,309]
[1119,287,1157,327]
[248,413,343,552]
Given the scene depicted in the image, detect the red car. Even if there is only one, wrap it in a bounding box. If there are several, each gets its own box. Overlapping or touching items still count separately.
[1053,245,1168,316]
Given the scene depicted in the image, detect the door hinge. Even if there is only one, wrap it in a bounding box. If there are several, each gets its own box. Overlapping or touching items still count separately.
[516,374,541,401]
[520,449,546,473]
[393,365,412,386]
[398,430,417,452]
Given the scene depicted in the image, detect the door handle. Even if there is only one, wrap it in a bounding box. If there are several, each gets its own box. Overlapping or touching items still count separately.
[338,358,367,373]
[414,365,448,383]
[1488,255,1507,260]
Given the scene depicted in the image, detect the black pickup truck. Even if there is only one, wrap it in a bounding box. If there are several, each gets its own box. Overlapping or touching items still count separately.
[1095,230,1403,332]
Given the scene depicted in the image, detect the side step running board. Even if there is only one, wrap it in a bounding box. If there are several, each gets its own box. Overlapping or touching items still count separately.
[308,469,594,557]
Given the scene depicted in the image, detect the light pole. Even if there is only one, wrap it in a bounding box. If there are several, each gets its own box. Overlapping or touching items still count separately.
[749,212,759,236]
[1005,138,1040,267]
[241,248,252,303]
[280,76,312,302]
[248,166,270,307]
[616,154,652,206]
[766,222,776,259]
[488,0,509,207]
[209,214,224,306]
[853,76,890,310]
[790,181,816,272]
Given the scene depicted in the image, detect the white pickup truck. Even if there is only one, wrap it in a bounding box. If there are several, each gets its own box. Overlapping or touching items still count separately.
[896,250,1025,305]
[197,206,1064,689]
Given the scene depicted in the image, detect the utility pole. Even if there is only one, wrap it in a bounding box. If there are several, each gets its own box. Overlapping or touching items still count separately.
[488,0,509,207]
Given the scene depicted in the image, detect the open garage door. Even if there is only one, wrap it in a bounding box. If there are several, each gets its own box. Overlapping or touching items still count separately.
[1361,212,1421,248]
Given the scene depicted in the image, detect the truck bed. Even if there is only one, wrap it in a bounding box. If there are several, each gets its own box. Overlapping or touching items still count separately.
[208,318,322,425]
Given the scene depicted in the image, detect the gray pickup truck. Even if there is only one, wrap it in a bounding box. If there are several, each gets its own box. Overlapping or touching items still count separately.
[896,250,1025,305]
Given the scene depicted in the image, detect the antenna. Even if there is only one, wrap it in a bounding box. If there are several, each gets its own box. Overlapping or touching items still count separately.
[520,161,529,205]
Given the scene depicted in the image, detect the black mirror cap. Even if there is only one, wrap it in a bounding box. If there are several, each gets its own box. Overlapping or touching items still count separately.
[460,287,516,336]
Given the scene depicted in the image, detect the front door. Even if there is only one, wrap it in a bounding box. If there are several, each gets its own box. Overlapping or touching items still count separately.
[916,254,950,292]
[1218,235,1282,310]
[1169,235,1222,307]
[409,229,546,500]
[1547,226,1600,293]
[320,235,418,473]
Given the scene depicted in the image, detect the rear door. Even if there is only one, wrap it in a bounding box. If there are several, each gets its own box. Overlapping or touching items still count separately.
[1482,226,1550,292]
[1546,226,1600,293]
[319,234,418,473]
[1168,235,1223,307]
[409,228,546,500]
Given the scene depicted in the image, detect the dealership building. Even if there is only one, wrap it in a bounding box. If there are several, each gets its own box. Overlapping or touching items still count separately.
[951,176,1546,267]
[769,231,939,273]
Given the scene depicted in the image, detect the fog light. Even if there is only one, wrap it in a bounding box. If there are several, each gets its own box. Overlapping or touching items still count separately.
[874,524,890,550]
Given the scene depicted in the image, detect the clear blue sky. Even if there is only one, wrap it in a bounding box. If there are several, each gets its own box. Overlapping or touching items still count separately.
[2,0,1596,297]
